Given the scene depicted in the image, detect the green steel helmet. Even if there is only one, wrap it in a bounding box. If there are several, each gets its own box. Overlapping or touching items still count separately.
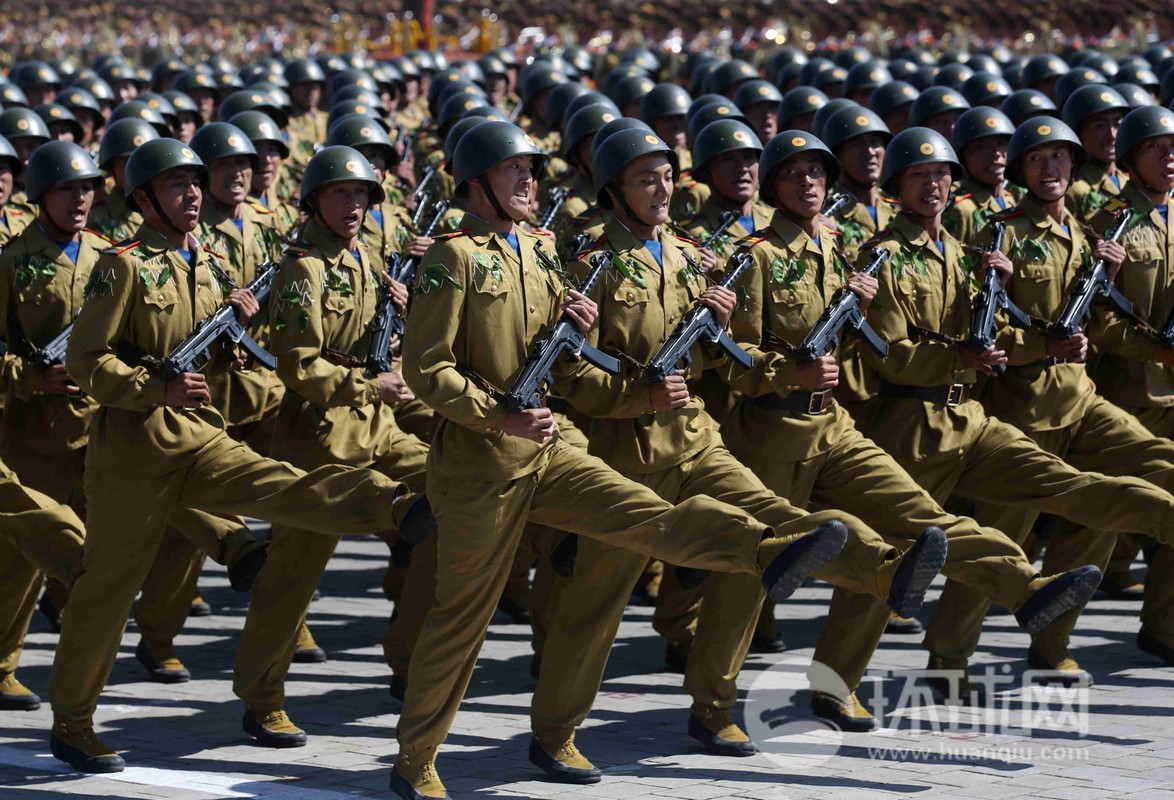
[444,117,486,166]
[592,127,678,207]
[909,87,971,127]
[686,101,748,145]
[438,92,491,128]
[811,66,849,94]
[189,122,258,169]
[1006,117,1087,186]
[545,81,593,126]
[1114,63,1160,92]
[299,145,384,212]
[1000,89,1057,125]
[843,61,893,97]
[452,121,547,190]
[1077,52,1119,78]
[136,92,179,127]
[217,90,287,127]
[689,58,722,96]
[1061,85,1129,130]
[811,98,858,140]
[879,126,961,194]
[171,70,220,97]
[603,64,651,97]
[459,105,507,123]
[452,59,486,87]
[164,90,203,122]
[67,74,113,105]
[733,79,783,110]
[821,105,892,153]
[98,118,161,169]
[325,114,398,165]
[371,62,404,91]
[705,59,759,96]
[211,70,245,94]
[778,86,829,128]
[1116,105,1174,172]
[609,75,657,110]
[1022,54,1070,88]
[333,85,385,108]
[565,91,618,125]
[109,101,170,135]
[227,110,287,157]
[34,103,84,142]
[639,82,692,123]
[961,72,1013,107]
[151,58,189,90]
[327,99,389,132]
[691,118,763,179]
[478,54,510,80]
[835,46,873,68]
[0,107,51,142]
[25,140,102,202]
[1112,83,1156,109]
[1054,67,1107,108]
[687,93,730,123]
[591,117,654,157]
[563,104,621,157]
[758,129,840,206]
[124,137,207,212]
[0,82,28,109]
[329,68,379,97]
[11,61,63,92]
[868,81,919,118]
[0,135,21,174]
[432,79,486,116]
[56,87,103,119]
[933,63,975,92]
[966,54,1003,75]
[952,106,1015,154]
[285,58,326,86]
[518,66,569,106]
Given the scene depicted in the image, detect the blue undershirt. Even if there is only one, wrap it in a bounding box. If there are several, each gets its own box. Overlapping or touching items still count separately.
[231,217,244,232]
[1109,173,1122,190]
[1157,204,1168,223]
[350,249,361,263]
[176,248,195,266]
[995,195,1007,210]
[504,231,520,255]
[642,239,663,267]
[1060,224,1070,235]
[369,208,383,229]
[934,240,945,254]
[866,205,877,225]
[738,214,754,233]
[57,240,80,264]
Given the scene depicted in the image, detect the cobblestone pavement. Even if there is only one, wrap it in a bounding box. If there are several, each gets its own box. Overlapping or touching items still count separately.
[1,533,1171,800]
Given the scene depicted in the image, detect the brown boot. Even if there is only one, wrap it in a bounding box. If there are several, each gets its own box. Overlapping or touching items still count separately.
[135,639,190,683]
[389,750,448,798]
[293,621,327,663]
[242,705,307,747]
[688,706,757,756]
[0,673,40,710]
[528,731,601,784]
[50,718,124,773]
[811,690,877,732]
[1027,642,1092,687]
[925,653,986,704]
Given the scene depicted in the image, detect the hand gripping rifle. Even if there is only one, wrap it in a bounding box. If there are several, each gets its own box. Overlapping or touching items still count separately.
[161,263,278,380]
[645,251,754,382]
[794,247,891,362]
[503,251,621,412]
[1048,209,1135,338]
[966,221,1031,375]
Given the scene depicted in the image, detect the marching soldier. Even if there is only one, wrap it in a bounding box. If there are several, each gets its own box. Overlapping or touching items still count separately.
[0,136,32,244]
[1062,84,1130,223]
[943,106,1018,246]
[88,118,159,243]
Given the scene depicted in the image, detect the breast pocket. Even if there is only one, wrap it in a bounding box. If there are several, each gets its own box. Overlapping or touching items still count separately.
[142,280,180,311]
[323,294,357,315]
[472,269,512,300]
[1017,264,1052,284]
[613,283,651,308]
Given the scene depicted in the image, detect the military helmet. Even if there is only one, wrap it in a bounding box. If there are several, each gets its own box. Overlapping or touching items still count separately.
[591,117,654,157]
[686,101,749,145]
[687,93,731,123]
[1054,67,1107,108]
[934,63,975,91]
[565,91,618,125]
[171,70,220,97]
[1006,117,1086,186]
[452,120,547,191]
[1022,55,1070,88]
[544,82,592,126]
[764,47,808,79]
[124,137,208,212]
[299,144,384,212]
[67,74,113,106]
[98,118,161,169]
[961,72,1013,107]
[136,92,180,127]
[56,87,103,120]
[691,118,763,178]
[218,90,288,127]
[34,103,84,141]
[227,110,288,158]
[777,86,829,128]
[1116,106,1174,172]
[109,101,171,136]
[1114,64,1160,92]
[821,105,890,152]
[11,61,63,91]
[439,92,490,128]
[909,87,970,127]
[639,83,692,123]
[609,75,657,110]
[966,54,1003,76]
[844,62,892,97]
[25,140,101,202]
[1000,89,1057,125]
[758,129,840,205]
[706,60,759,96]
[834,46,873,69]
[518,67,569,107]
[811,66,849,94]
[592,127,678,206]
[798,58,837,87]
[951,106,1015,154]
[163,90,204,122]
[0,107,51,143]
[0,82,28,109]
[329,68,379,99]
[868,81,919,118]
[879,126,961,194]
[478,54,510,80]
[285,58,327,86]
[432,79,485,114]
[732,79,783,110]
[444,117,486,166]
[689,58,722,96]
[327,99,389,132]
[811,98,858,140]
[190,122,259,169]
[1061,85,1129,130]
[564,104,620,157]
[0,135,22,174]
[1113,83,1156,109]
[460,105,507,123]
[325,114,398,166]
[333,85,385,109]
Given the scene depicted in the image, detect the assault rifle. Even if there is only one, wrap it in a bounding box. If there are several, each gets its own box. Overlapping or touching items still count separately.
[26,316,77,369]
[504,251,620,412]
[794,247,890,361]
[537,187,567,231]
[700,210,739,251]
[822,191,853,219]
[1048,209,1135,338]
[645,251,754,382]
[966,221,1031,374]
[161,263,278,380]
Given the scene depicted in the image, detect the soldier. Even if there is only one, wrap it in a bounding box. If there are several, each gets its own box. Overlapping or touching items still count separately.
[0,136,32,244]
[868,81,919,135]
[553,104,618,230]
[229,110,299,236]
[283,59,328,185]
[909,87,970,139]
[639,83,694,171]
[943,106,1018,246]
[1063,84,1130,223]
[390,121,851,800]
[822,105,899,262]
[88,118,160,243]
[48,139,422,774]
[0,108,52,211]
[732,79,783,144]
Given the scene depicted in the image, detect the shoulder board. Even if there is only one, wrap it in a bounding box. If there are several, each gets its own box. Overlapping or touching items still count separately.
[248,200,273,215]
[989,206,1025,221]
[1101,195,1132,214]
[741,232,771,250]
[434,229,468,240]
[84,228,114,244]
[202,247,224,259]
[578,234,608,255]
[283,240,313,258]
[573,207,602,223]
[668,230,700,246]
[7,207,26,216]
[946,192,973,209]
[678,179,697,188]
[108,239,142,256]
[861,228,895,250]
[824,228,843,237]
[526,228,554,237]
[879,196,900,205]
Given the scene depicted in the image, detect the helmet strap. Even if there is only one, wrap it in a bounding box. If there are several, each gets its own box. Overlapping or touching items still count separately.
[143,182,187,236]
[612,186,657,229]
[475,177,516,222]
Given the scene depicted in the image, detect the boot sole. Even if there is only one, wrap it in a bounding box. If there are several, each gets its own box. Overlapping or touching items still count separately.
[527,740,601,784]
[1017,568,1102,635]
[50,735,125,774]
[763,521,848,602]
[389,766,449,799]
[888,527,948,618]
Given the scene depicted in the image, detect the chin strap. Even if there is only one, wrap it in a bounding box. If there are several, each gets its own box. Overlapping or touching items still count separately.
[473,177,516,222]
[143,183,187,236]
[612,187,658,229]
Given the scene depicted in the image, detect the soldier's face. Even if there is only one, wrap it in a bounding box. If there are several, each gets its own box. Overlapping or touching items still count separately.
[290,81,322,111]
[709,149,759,203]
[896,162,953,218]
[615,153,673,226]
[773,153,827,218]
[744,104,778,142]
[253,142,283,192]
[487,75,507,102]
[652,116,686,151]
[189,89,216,123]
[0,162,13,205]
[1021,144,1074,201]
[40,178,95,235]
[962,135,1009,188]
[143,167,202,232]
[176,113,199,144]
[839,133,886,185]
[26,86,55,106]
[208,155,252,208]
[883,105,912,135]
[13,137,40,167]
[49,121,75,142]
[1079,109,1125,164]
[113,80,137,104]
[479,154,534,221]
[925,111,961,139]
[357,145,387,183]
[317,180,369,240]
[1131,134,1174,193]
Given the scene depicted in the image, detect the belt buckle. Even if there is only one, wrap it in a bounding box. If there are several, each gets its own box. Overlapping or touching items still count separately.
[946,383,965,407]
[807,390,830,414]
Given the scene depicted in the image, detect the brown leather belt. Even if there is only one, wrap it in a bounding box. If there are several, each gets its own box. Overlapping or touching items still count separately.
[753,389,834,415]
[878,380,969,407]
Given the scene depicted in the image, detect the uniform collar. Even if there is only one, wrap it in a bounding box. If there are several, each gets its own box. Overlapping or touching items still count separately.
[603,213,664,275]
[892,212,945,261]
[304,219,362,270]
[768,209,823,256]
[133,223,200,257]
[199,202,245,240]
[1017,193,1074,240]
